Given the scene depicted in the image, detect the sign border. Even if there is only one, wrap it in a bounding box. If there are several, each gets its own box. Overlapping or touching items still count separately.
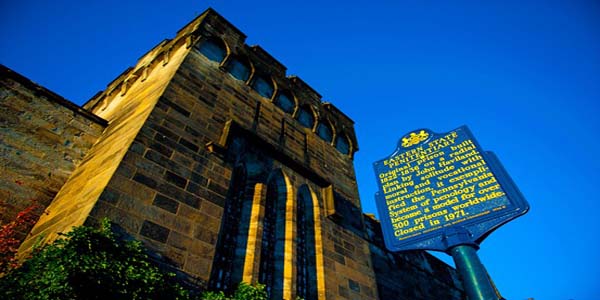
[373,126,529,252]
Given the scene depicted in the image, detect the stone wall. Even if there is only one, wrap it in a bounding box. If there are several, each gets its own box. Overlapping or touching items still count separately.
[18,9,204,253]
[85,10,378,298]
[5,8,465,300]
[364,214,464,299]
[0,65,106,239]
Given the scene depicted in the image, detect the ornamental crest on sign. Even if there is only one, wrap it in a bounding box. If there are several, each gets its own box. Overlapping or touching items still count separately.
[402,130,429,147]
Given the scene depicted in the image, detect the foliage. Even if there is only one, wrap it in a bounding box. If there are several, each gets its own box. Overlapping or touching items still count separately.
[0,202,40,273]
[0,219,189,300]
[0,216,281,300]
[201,282,268,300]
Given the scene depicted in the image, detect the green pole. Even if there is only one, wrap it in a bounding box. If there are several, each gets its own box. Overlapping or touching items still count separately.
[449,245,499,300]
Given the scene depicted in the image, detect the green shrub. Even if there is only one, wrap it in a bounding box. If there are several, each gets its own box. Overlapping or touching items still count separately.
[201,282,267,300]
[0,219,189,300]
[0,218,280,300]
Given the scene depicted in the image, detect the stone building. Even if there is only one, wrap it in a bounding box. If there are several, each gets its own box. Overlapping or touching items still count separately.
[1,8,464,300]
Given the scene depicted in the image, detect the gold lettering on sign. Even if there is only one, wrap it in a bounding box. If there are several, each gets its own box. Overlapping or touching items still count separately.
[379,131,509,240]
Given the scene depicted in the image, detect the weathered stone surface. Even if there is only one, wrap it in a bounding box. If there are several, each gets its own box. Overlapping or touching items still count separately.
[5,8,464,300]
[140,220,170,243]
[17,11,196,252]
[0,65,106,239]
[364,214,464,300]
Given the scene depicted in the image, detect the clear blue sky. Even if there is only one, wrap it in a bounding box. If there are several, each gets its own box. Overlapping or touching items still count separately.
[2,1,599,299]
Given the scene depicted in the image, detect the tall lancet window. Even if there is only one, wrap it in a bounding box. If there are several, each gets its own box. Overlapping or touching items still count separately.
[209,167,247,293]
[296,185,318,300]
[259,170,287,299]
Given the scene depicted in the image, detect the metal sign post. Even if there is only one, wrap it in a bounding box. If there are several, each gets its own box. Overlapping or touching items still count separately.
[372,126,529,299]
[450,244,497,300]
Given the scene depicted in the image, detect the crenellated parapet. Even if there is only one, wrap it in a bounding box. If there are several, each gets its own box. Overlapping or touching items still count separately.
[191,9,358,157]
[195,10,358,156]
[84,8,357,157]
[83,9,219,117]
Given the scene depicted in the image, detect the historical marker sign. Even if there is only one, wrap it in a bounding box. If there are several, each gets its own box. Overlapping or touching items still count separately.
[373,126,529,252]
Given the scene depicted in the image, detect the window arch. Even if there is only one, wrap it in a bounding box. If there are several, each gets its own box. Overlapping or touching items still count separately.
[209,166,248,293]
[335,133,351,155]
[226,56,252,81]
[295,106,315,129]
[259,170,288,299]
[251,75,275,99]
[296,185,318,300]
[316,120,334,143]
[197,38,227,63]
[273,91,295,114]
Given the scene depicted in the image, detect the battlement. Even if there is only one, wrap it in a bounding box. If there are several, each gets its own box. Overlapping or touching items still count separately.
[193,9,358,156]
[84,8,357,156]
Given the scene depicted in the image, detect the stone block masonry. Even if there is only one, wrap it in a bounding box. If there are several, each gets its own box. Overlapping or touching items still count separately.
[17,9,200,252]
[0,65,106,240]
[364,214,464,300]
[4,8,464,300]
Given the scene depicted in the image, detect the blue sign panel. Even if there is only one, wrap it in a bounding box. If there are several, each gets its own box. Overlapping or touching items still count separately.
[373,126,529,252]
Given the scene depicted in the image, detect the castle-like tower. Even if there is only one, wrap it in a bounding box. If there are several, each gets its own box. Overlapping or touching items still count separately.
[2,8,464,299]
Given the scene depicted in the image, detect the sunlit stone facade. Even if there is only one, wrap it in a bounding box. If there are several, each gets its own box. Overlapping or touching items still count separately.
[2,9,464,300]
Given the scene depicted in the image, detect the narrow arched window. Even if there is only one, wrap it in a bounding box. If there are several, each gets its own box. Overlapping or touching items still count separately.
[197,39,227,63]
[259,170,287,299]
[226,57,251,81]
[335,134,351,155]
[295,106,315,129]
[209,167,247,293]
[251,76,274,99]
[273,92,295,114]
[316,121,333,143]
[296,185,318,300]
